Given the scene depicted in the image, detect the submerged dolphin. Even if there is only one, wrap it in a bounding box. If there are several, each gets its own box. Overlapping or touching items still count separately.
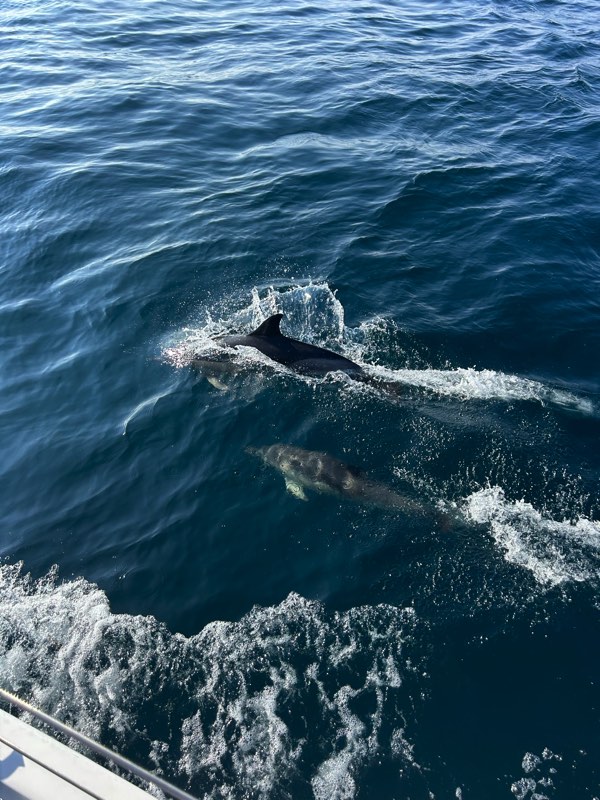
[247,443,428,513]
[192,313,401,395]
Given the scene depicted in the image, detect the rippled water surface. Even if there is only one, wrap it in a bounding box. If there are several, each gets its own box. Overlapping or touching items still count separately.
[1,1,599,798]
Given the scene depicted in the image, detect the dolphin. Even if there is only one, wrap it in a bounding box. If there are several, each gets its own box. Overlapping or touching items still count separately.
[192,313,402,395]
[247,443,430,514]
[189,353,246,390]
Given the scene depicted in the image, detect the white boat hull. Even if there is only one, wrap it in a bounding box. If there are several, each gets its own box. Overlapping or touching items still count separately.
[0,708,153,800]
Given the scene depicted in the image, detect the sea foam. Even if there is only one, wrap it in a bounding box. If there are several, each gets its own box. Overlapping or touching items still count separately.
[0,562,422,799]
[461,486,600,586]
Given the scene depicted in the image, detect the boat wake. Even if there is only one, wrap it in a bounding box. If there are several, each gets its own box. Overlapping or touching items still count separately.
[0,562,424,799]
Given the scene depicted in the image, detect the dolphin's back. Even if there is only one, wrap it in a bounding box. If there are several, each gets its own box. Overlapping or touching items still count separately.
[218,314,364,377]
[294,449,363,491]
[268,446,372,496]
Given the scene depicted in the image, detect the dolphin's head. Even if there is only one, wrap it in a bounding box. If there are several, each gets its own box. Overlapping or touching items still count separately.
[245,444,271,462]
[246,444,294,471]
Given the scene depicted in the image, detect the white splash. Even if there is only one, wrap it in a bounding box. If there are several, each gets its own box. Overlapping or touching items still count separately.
[162,282,346,370]
[461,487,600,586]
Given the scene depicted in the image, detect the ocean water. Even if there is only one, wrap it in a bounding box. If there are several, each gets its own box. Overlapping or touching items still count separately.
[1,1,599,798]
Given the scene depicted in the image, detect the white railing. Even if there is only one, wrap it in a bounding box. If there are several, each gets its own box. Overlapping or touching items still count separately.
[0,687,197,800]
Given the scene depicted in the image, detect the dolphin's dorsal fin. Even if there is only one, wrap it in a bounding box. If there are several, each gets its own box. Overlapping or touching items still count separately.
[250,313,283,337]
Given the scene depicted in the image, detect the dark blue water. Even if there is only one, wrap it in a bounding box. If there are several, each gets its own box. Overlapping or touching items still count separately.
[1,1,599,797]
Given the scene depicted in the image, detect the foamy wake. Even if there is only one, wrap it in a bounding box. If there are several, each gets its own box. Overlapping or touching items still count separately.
[365,365,594,413]
[161,283,593,414]
[460,487,600,586]
[0,562,422,799]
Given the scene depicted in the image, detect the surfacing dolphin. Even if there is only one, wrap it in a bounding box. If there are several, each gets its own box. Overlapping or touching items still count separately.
[193,313,401,395]
[247,443,431,515]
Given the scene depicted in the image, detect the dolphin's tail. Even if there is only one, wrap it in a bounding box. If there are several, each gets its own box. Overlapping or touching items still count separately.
[364,483,454,530]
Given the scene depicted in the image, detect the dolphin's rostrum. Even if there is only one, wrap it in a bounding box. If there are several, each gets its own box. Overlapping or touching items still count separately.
[247,443,428,514]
